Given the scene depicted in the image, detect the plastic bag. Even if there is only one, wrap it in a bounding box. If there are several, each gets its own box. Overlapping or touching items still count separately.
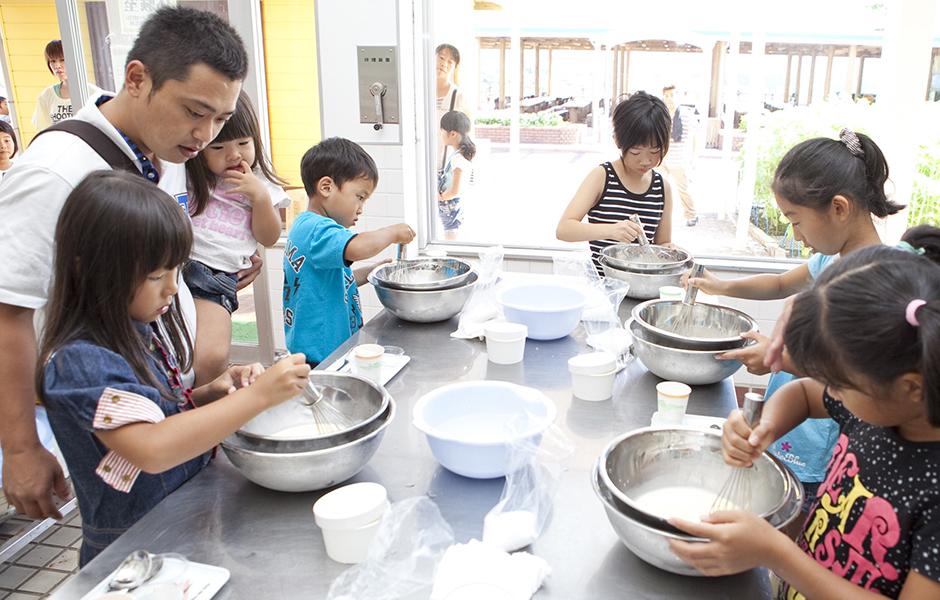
[452,245,505,339]
[552,252,633,369]
[327,497,455,600]
[482,422,574,552]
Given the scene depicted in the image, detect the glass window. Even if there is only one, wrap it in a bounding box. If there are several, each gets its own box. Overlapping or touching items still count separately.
[426,0,940,259]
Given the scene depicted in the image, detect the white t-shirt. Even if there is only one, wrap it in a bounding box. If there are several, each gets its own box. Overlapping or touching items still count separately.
[190,175,289,273]
[0,96,197,372]
[32,83,106,130]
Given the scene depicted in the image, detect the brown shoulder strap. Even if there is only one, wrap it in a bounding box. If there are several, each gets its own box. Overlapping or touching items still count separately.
[449,88,457,112]
[31,120,142,176]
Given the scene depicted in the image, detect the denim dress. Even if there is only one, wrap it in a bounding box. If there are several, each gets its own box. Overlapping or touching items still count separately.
[41,322,211,566]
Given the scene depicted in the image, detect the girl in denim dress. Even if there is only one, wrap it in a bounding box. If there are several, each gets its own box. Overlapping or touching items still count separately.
[37,171,309,565]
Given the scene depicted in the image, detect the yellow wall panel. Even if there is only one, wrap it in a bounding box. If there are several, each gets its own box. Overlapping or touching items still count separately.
[261,0,321,187]
[0,1,60,144]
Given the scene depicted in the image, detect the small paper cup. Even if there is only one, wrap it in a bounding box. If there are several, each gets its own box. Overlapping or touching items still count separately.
[656,381,691,424]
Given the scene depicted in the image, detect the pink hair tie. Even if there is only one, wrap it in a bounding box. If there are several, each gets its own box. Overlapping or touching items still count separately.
[906,299,927,327]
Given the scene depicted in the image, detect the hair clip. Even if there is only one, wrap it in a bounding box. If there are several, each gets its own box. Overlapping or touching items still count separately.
[896,241,926,255]
[906,299,926,327]
[839,128,864,159]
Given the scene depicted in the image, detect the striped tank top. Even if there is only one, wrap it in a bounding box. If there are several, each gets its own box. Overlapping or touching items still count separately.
[587,162,665,270]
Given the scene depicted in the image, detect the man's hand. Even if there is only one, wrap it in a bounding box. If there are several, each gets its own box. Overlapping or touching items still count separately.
[236,251,263,291]
[2,445,70,520]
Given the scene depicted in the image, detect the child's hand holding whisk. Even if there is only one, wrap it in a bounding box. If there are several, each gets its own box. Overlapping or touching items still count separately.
[249,353,311,407]
[721,407,775,468]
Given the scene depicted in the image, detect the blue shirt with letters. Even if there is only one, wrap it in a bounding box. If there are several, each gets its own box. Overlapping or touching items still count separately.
[767,252,840,483]
[283,211,363,364]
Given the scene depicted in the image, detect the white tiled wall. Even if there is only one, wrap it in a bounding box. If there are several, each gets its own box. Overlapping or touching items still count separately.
[266,0,781,390]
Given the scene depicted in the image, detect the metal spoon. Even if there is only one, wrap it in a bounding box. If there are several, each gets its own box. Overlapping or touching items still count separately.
[107,550,163,591]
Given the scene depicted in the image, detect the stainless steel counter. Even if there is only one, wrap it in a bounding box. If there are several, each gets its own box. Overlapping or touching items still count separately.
[53,304,771,599]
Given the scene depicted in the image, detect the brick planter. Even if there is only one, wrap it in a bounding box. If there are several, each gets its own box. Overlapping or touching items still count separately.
[474,125,581,145]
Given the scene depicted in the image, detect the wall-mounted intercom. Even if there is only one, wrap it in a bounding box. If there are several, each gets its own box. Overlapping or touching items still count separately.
[357,46,400,130]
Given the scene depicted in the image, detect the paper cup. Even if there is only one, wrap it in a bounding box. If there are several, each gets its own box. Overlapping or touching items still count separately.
[655,381,691,424]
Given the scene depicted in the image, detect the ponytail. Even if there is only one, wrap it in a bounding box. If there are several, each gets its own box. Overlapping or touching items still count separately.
[440,110,474,160]
[912,299,940,425]
[901,224,940,264]
[457,134,476,161]
[772,131,905,218]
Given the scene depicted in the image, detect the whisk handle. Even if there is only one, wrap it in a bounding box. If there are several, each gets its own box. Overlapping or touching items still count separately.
[742,392,765,428]
[628,214,649,246]
[683,264,705,305]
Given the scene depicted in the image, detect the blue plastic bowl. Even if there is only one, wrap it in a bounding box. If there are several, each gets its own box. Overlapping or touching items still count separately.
[497,283,586,340]
[412,381,557,479]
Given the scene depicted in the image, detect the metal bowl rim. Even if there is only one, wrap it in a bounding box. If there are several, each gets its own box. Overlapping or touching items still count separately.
[370,258,474,291]
[368,270,479,295]
[235,371,390,443]
[627,318,758,355]
[631,299,759,345]
[600,244,692,272]
[599,256,691,276]
[223,397,396,457]
[597,426,791,522]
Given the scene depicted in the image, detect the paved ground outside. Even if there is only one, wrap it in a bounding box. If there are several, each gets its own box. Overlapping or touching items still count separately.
[0,510,82,598]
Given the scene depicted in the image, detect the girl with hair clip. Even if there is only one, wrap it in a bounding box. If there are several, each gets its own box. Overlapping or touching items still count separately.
[684,129,904,509]
[669,241,940,599]
[38,171,309,565]
[438,110,476,240]
[556,91,674,273]
[184,90,289,384]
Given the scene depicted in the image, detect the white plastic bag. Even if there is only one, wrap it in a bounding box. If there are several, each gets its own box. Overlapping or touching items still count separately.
[482,423,574,552]
[452,246,505,339]
[327,497,455,600]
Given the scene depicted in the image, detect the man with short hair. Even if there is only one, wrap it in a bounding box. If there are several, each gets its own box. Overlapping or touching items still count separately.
[0,7,249,520]
[661,84,699,227]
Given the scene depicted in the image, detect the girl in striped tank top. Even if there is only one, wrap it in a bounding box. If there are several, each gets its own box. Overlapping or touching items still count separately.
[556,91,674,272]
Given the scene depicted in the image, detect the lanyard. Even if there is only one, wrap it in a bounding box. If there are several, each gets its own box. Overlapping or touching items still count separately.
[95,95,160,184]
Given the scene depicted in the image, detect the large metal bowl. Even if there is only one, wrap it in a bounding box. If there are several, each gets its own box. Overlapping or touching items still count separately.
[369,271,478,323]
[601,244,691,273]
[371,258,473,291]
[220,398,395,492]
[629,319,748,385]
[235,372,390,451]
[237,372,390,447]
[601,257,687,300]
[592,460,802,576]
[631,299,758,350]
[598,428,793,529]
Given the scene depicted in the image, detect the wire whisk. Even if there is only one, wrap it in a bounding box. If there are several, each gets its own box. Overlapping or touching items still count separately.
[298,378,358,436]
[672,263,705,335]
[711,392,766,513]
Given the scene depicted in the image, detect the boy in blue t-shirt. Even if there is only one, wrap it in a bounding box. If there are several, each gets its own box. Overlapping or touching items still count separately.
[283,137,415,364]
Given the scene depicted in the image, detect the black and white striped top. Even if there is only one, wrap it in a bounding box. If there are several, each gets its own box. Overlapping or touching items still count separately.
[587,162,665,270]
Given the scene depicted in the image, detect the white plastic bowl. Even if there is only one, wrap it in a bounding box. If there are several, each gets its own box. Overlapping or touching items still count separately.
[412,381,556,478]
[497,284,586,340]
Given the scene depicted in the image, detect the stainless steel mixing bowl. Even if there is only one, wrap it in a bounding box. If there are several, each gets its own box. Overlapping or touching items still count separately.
[220,398,395,492]
[601,257,687,300]
[631,299,758,350]
[236,371,391,450]
[598,427,792,528]
[600,244,692,273]
[371,257,473,291]
[591,460,802,576]
[628,319,748,385]
[369,271,478,323]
